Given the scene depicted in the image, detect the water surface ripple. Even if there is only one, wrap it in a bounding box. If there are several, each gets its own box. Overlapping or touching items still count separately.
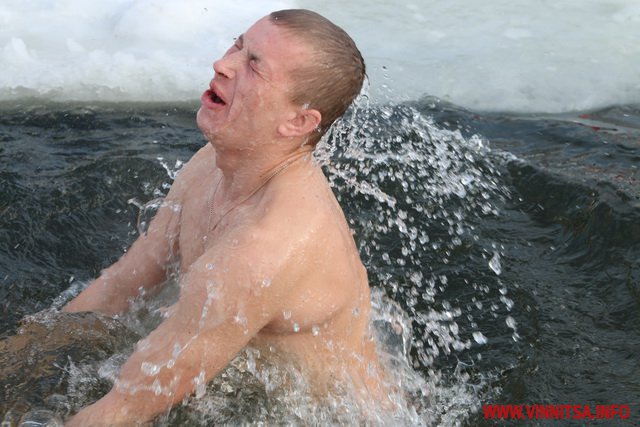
[0,101,638,425]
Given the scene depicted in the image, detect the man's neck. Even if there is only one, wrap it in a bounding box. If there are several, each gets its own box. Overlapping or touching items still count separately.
[211,138,314,204]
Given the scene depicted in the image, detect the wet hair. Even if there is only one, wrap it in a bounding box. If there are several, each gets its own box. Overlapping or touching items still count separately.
[269,9,366,144]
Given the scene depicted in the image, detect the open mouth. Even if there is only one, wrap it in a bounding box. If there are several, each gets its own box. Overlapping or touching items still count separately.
[209,89,226,105]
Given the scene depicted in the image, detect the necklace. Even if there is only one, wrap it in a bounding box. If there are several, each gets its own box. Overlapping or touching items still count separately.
[207,150,311,233]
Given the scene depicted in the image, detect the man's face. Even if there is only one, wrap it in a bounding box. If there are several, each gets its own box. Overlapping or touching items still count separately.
[197,17,311,148]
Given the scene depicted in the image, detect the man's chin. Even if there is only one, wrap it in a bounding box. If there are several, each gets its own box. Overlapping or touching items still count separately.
[196,108,217,132]
[197,118,226,147]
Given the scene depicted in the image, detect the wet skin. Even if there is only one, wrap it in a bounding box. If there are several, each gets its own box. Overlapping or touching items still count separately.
[64,16,387,426]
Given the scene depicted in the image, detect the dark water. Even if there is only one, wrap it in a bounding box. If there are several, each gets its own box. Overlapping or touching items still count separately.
[0,99,639,425]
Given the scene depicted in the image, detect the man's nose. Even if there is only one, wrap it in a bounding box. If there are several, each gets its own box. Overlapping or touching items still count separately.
[213,55,236,80]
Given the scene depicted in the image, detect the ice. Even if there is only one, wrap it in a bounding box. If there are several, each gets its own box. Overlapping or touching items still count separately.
[1,0,638,111]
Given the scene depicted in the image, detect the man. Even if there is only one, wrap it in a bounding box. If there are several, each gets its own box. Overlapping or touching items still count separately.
[65,9,389,425]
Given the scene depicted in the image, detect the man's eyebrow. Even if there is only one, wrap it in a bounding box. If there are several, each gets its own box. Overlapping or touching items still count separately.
[236,33,264,69]
[234,34,257,59]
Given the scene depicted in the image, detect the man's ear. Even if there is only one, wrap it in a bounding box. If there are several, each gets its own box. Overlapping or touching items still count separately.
[278,108,322,138]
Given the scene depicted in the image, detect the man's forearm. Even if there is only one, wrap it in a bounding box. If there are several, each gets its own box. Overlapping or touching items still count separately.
[66,388,164,427]
[65,330,188,425]
[63,273,134,316]
[66,312,216,425]
[64,241,171,315]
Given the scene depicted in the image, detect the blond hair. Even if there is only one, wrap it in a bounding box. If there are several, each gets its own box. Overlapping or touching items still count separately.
[270,9,366,144]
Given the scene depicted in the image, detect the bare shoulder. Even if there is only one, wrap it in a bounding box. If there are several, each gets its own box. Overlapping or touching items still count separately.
[167,144,216,198]
[259,166,349,257]
[250,164,367,311]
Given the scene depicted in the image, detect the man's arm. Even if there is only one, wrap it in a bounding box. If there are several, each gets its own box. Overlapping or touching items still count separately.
[66,232,288,426]
[63,144,218,316]
[63,196,181,316]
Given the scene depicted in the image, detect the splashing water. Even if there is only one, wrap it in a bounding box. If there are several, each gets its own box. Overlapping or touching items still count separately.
[1,97,520,425]
[313,96,515,422]
[107,98,515,424]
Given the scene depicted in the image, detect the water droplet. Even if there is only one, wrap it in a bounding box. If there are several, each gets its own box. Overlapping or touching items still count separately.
[293,323,300,332]
[141,362,160,376]
[172,344,182,358]
[17,409,62,427]
[206,263,214,270]
[500,295,514,310]
[234,315,247,326]
[489,251,502,275]
[392,321,404,336]
[195,382,206,399]
[206,280,218,294]
[137,338,151,351]
[312,325,320,336]
[152,379,162,396]
[261,278,272,288]
[283,310,292,320]
[194,370,206,398]
[352,307,360,317]
[473,331,488,345]
[449,322,459,335]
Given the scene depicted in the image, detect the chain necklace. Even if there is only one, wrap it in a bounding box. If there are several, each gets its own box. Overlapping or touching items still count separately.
[207,150,311,233]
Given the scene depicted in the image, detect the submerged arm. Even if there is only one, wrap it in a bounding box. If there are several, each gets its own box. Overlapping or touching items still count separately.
[66,235,286,426]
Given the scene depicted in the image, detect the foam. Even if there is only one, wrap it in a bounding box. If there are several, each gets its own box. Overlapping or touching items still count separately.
[1,0,639,112]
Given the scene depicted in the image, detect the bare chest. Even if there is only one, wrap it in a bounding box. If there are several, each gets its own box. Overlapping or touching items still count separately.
[176,182,218,269]
[176,181,258,271]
